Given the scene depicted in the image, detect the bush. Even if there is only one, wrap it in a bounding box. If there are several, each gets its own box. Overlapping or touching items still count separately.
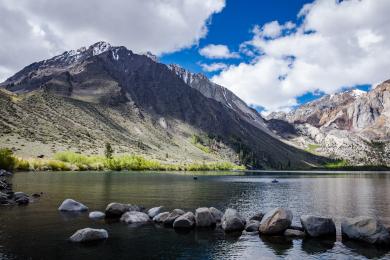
[15,158,30,171]
[0,148,16,170]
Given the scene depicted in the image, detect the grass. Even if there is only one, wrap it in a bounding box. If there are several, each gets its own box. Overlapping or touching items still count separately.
[191,134,211,153]
[304,144,320,154]
[324,159,349,169]
[0,149,245,172]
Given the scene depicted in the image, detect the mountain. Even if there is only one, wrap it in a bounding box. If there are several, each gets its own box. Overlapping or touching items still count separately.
[0,42,326,169]
[267,84,390,165]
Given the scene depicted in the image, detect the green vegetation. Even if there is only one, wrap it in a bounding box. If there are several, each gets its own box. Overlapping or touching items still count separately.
[104,142,114,159]
[190,134,211,153]
[305,144,320,154]
[0,148,16,170]
[324,159,349,169]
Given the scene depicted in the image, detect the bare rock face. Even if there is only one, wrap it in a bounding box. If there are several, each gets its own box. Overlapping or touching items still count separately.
[58,199,88,211]
[341,216,390,246]
[259,208,293,235]
[300,215,336,238]
[69,228,108,242]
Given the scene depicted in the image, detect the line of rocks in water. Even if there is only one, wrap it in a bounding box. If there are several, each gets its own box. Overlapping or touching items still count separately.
[0,169,42,206]
[58,199,390,247]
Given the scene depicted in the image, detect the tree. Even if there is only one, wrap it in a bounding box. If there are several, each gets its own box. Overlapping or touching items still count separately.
[104,143,114,159]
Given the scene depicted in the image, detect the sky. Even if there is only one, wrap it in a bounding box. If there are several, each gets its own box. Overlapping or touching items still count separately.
[1,0,390,113]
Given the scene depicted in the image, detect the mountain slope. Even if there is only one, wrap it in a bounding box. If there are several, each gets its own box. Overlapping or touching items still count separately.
[0,42,326,169]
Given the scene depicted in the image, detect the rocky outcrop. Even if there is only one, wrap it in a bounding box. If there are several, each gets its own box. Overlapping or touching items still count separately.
[195,207,216,227]
[259,208,293,235]
[300,215,336,238]
[120,211,150,224]
[173,212,195,229]
[58,199,88,211]
[341,216,390,245]
[221,208,246,232]
[69,228,108,242]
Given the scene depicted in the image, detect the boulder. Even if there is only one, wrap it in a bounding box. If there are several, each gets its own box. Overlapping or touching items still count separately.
[221,208,246,232]
[300,215,336,237]
[148,206,164,218]
[250,212,264,222]
[69,228,108,242]
[341,216,390,245]
[284,229,306,238]
[163,209,185,226]
[89,211,105,219]
[195,207,216,227]
[104,202,140,218]
[173,212,195,229]
[209,207,223,222]
[259,207,293,235]
[58,199,88,211]
[0,169,12,177]
[120,211,150,224]
[153,212,170,223]
[0,191,9,204]
[245,220,260,232]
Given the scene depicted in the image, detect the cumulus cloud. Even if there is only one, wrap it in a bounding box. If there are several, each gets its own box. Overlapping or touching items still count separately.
[199,62,228,72]
[213,0,390,112]
[199,44,239,59]
[0,0,225,81]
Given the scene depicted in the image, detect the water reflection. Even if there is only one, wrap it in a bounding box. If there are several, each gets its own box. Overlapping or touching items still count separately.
[260,235,293,255]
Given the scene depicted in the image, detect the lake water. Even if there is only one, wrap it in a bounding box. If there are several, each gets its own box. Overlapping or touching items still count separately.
[1,171,390,259]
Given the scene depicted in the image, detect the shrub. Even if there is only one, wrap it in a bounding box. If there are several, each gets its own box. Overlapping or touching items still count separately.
[0,148,16,170]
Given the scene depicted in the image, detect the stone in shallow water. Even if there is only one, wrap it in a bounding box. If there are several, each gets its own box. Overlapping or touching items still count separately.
[104,202,141,218]
[58,199,88,211]
[173,212,195,229]
[300,215,336,238]
[89,211,105,219]
[148,206,164,218]
[195,207,216,227]
[221,208,246,232]
[163,209,185,226]
[120,211,150,224]
[250,212,264,222]
[245,220,260,232]
[284,229,306,238]
[209,207,223,222]
[259,207,292,235]
[153,212,170,223]
[341,216,390,245]
[69,228,108,242]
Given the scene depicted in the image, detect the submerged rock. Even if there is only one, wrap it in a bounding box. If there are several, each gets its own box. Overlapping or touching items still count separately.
[69,228,108,242]
[120,211,150,224]
[250,212,264,222]
[89,211,105,219]
[58,199,88,211]
[148,206,164,218]
[221,208,246,232]
[245,220,260,232]
[284,229,306,238]
[300,215,336,238]
[341,216,390,245]
[153,212,170,223]
[163,209,185,226]
[195,207,216,227]
[259,207,293,235]
[209,207,223,222]
[173,212,195,229]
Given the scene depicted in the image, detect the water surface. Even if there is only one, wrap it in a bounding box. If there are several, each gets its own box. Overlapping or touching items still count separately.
[1,171,390,259]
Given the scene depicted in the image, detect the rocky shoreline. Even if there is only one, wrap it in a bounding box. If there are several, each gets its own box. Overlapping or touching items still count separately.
[58,199,390,247]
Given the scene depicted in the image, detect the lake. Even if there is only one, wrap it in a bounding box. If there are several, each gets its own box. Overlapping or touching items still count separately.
[1,171,390,259]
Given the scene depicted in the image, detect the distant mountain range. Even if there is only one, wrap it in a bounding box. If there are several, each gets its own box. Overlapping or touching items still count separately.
[0,42,325,169]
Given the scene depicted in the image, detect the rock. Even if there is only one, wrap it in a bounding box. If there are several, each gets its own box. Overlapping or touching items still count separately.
[195,207,216,227]
[14,192,28,200]
[163,209,185,226]
[259,207,293,235]
[14,192,30,205]
[153,212,170,223]
[209,207,223,222]
[0,191,9,204]
[0,169,12,177]
[300,215,336,237]
[147,206,164,218]
[89,211,105,219]
[120,211,150,224]
[69,228,108,242]
[105,202,135,218]
[32,193,41,198]
[284,229,306,238]
[245,220,260,232]
[58,199,88,211]
[290,225,304,231]
[250,212,264,222]
[341,216,390,245]
[173,212,195,229]
[221,208,246,232]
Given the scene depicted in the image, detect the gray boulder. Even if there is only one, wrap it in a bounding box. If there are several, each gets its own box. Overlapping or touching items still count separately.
[153,212,170,223]
[195,207,216,227]
[120,211,150,224]
[148,206,164,218]
[89,211,105,219]
[341,216,390,245]
[14,192,30,205]
[58,199,88,211]
[105,202,141,218]
[259,207,292,235]
[209,207,223,222]
[245,220,260,232]
[300,215,336,237]
[163,209,185,226]
[221,208,246,232]
[69,228,108,242]
[173,212,195,229]
[250,212,264,222]
[284,229,306,238]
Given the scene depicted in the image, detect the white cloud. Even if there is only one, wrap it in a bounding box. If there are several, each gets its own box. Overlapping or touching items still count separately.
[199,44,239,59]
[213,0,390,112]
[199,62,228,72]
[0,0,225,81]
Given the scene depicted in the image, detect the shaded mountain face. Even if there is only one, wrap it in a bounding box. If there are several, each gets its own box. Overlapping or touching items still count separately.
[267,84,390,165]
[1,42,326,169]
